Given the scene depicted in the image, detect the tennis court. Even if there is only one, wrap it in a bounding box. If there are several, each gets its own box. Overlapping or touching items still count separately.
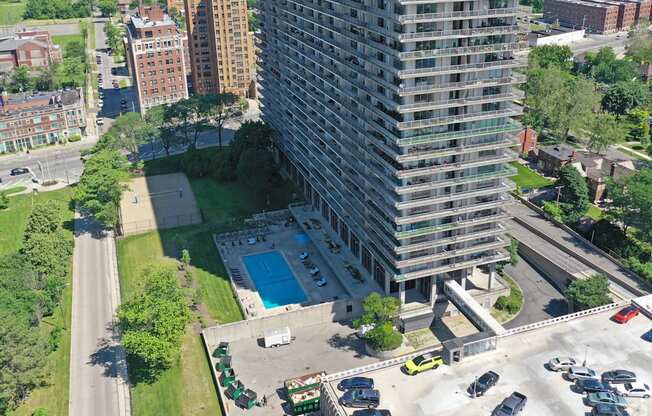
[242,251,306,309]
[118,173,202,235]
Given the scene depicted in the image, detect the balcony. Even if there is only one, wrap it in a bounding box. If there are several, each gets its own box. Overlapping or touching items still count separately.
[397,90,524,112]
[394,250,510,282]
[396,106,522,131]
[399,25,521,42]
[399,73,526,96]
[398,57,526,78]
[399,41,526,60]
[398,137,519,163]
[399,7,522,23]
[396,119,522,146]
[394,151,517,179]
[396,180,515,211]
[396,194,513,225]
[395,238,509,269]
[395,222,508,254]
[396,165,517,195]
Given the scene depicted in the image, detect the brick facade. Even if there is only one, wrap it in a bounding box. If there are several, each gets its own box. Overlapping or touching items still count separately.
[125,5,189,114]
[544,0,649,33]
[0,30,62,73]
[0,89,86,153]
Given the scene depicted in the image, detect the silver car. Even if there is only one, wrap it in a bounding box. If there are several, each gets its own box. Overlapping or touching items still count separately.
[613,382,651,398]
[567,366,598,381]
[548,357,578,372]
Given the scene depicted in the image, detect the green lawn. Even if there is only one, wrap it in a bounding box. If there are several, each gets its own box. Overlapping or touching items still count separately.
[115,172,297,416]
[510,162,555,189]
[53,34,84,50]
[2,188,75,416]
[0,1,26,25]
[585,204,603,221]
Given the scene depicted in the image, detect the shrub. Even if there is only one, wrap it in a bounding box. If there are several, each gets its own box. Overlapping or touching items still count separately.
[0,192,8,210]
[495,277,523,314]
[565,274,611,310]
[365,322,403,351]
[67,135,82,143]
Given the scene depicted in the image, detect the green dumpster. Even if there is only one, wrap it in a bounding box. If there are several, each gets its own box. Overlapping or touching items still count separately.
[212,342,230,358]
[235,389,258,410]
[217,355,232,372]
[219,368,236,387]
[225,380,245,400]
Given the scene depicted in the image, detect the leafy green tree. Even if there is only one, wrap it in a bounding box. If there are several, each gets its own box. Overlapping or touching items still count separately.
[118,266,191,371]
[625,28,652,63]
[628,108,650,145]
[109,112,159,158]
[353,293,402,351]
[0,192,8,210]
[23,0,91,19]
[587,48,640,85]
[236,149,275,190]
[62,40,86,61]
[98,0,117,16]
[75,149,130,227]
[556,164,590,223]
[605,169,652,242]
[528,45,573,71]
[230,120,272,160]
[565,274,611,310]
[207,93,239,147]
[56,57,86,88]
[12,66,33,93]
[601,80,648,116]
[587,113,626,154]
[542,201,564,222]
[23,201,62,236]
[104,20,124,54]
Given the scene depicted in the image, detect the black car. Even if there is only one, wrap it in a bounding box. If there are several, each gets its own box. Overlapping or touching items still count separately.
[602,370,636,384]
[10,167,29,175]
[591,404,631,416]
[468,371,500,397]
[577,379,613,394]
[352,410,391,416]
[337,377,374,391]
[339,389,380,409]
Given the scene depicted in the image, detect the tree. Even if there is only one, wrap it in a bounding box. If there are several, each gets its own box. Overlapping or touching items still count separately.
[24,201,62,236]
[117,266,191,372]
[21,229,73,295]
[98,0,117,16]
[0,192,8,210]
[601,81,647,116]
[556,164,590,223]
[236,149,275,190]
[12,66,33,93]
[626,28,652,63]
[542,201,564,222]
[605,169,652,242]
[167,99,193,147]
[565,274,611,310]
[353,293,402,351]
[109,112,158,158]
[104,20,123,54]
[75,149,130,227]
[589,50,640,85]
[56,57,86,88]
[63,40,86,61]
[628,108,650,145]
[528,45,573,71]
[207,93,238,147]
[587,113,626,154]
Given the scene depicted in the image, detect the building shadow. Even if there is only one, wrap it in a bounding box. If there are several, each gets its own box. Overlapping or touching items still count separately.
[326,333,366,359]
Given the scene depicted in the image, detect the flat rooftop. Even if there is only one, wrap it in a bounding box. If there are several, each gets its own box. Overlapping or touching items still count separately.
[328,309,652,415]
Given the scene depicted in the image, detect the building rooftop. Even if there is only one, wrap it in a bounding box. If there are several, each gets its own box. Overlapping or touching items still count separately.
[130,13,175,28]
[0,38,48,52]
[538,144,576,161]
[545,0,617,9]
[0,89,81,114]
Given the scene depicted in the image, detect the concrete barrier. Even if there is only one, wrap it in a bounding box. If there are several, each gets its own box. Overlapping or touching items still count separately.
[516,239,579,292]
[202,299,363,346]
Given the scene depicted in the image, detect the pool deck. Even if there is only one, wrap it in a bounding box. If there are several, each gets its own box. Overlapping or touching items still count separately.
[215,215,350,318]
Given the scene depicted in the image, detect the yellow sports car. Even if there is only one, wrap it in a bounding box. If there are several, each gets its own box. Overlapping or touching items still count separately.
[404,353,443,375]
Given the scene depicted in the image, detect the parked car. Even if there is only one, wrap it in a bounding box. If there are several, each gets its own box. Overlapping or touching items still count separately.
[586,392,628,408]
[612,306,640,324]
[404,352,443,376]
[112,80,119,88]
[337,377,374,391]
[576,379,613,394]
[548,357,577,372]
[644,329,652,342]
[10,167,29,176]
[612,382,650,398]
[96,117,104,125]
[591,404,631,416]
[492,391,527,416]
[351,410,391,416]
[246,238,256,245]
[315,276,327,287]
[567,366,598,381]
[309,266,320,275]
[339,389,380,408]
[299,252,309,260]
[468,371,500,397]
[602,370,637,384]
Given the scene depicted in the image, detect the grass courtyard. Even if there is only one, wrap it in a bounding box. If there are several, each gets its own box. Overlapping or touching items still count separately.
[2,188,75,416]
[53,34,84,50]
[510,161,555,189]
[0,0,26,26]
[115,171,297,416]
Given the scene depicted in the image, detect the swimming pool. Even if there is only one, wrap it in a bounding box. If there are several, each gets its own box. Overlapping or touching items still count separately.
[242,251,307,309]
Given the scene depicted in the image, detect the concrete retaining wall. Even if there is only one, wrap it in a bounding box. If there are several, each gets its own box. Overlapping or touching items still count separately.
[202,299,363,346]
[517,240,578,293]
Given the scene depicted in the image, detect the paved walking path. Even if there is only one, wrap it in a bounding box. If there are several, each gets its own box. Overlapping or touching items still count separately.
[69,214,130,416]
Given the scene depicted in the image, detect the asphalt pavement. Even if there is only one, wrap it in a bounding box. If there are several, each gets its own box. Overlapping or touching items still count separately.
[68,215,130,416]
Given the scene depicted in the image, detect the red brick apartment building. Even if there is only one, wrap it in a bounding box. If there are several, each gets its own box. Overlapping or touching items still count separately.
[125,5,189,114]
[0,89,86,153]
[0,29,62,73]
[544,0,650,33]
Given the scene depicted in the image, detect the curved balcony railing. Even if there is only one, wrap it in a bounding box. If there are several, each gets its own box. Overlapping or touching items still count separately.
[399,7,521,23]
[399,24,521,42]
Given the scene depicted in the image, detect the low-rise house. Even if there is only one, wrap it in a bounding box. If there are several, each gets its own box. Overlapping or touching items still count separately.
[578,155,637,202]
[536,144,577,175]
[517,127,538,155]
[0,29,62,73]
[0,89,86,153]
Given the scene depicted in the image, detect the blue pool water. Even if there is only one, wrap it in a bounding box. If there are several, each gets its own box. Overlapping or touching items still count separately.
[242,251,306,309]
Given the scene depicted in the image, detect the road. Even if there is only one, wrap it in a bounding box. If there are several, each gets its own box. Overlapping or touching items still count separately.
[508,202,651,297]
[69,215,130,416]
[504,258,568,329]
[569,32,629,57]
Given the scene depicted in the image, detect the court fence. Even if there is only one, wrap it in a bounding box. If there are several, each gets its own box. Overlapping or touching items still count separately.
[116,212,203,236]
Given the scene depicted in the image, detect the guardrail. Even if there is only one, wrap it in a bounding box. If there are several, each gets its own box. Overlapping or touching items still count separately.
[498,301,627,338]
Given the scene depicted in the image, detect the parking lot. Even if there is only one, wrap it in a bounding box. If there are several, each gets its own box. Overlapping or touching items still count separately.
[329,310,652,416]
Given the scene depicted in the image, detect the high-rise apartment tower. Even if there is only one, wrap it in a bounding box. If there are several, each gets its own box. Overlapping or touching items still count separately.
[184,0,256,96]
[260,0,525,326]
